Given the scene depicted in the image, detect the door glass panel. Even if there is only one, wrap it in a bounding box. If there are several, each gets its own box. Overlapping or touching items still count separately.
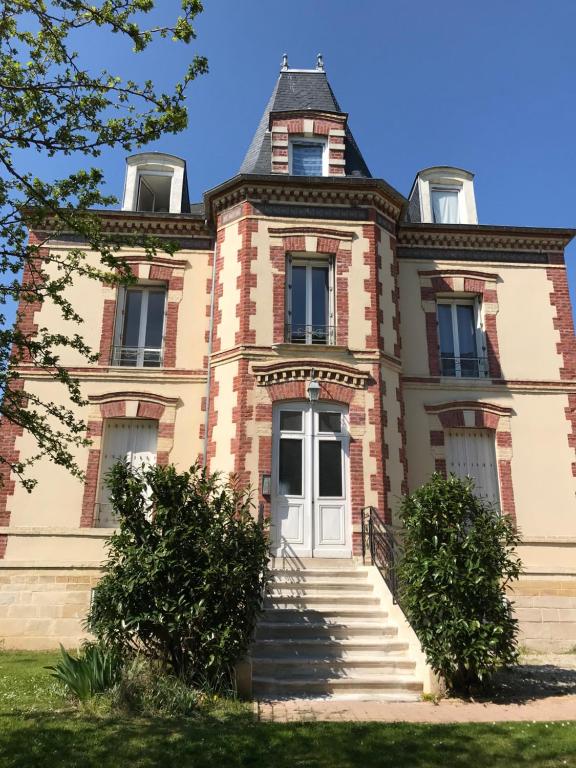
[122,290,143,347]
[437,303,455,376]
[291,266,307,342]
[318,412,341,433]
[318,441,342,497]
[279,438,302,496]
[311,266,329,344]
[280,411,302,432]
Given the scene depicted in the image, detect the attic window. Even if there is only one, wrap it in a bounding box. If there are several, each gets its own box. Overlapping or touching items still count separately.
[431,187,461,224]
[290,140,326,176]
[137,173,172,213]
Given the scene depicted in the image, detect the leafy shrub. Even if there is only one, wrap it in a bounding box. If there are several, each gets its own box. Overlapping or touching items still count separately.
[46,643,122,701]
[397,473,522,693]
[87,462,269,687]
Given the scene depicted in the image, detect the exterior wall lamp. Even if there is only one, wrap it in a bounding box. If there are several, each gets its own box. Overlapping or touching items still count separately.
[307,372,321,402]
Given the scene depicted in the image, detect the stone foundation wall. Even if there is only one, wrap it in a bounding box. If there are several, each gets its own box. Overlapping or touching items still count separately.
[0,568,100,650]
[511,579,576,653]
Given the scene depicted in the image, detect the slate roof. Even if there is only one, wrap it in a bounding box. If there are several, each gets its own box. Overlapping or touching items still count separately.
[239,70,371,178]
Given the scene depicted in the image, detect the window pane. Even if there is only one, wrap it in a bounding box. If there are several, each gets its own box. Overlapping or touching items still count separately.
[144,290,166,348]
[291,266,307,342]
[278,439,302,496]
[437,304,455,376]
[311,266,329,343]
[280,411,302,431]
[122,290,143,347]
[292,143,323,176]
[456,305,477,356]
[431,190,459,224]
[318,412,341,433]
[137,178,155,211]
[318,441,342,497]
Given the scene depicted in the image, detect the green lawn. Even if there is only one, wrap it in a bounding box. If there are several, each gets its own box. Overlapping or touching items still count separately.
[0,651,575,768]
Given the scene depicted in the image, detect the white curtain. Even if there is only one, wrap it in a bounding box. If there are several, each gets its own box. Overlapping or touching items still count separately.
[432,190,459,224]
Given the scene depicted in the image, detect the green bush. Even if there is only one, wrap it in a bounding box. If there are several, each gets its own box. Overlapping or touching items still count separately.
[396,473,522,693]
[87,462,269,688]
[46,642,122,701]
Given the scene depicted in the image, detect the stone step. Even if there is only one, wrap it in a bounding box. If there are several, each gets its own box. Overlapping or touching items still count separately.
[268,581,374,594]
[256,621,398,640]
[252,656,416,677]
[252,674,423,698]
[265,594,380,609]
[261,607,387,622]
[270,559,358,571]
[252,637,410,657]
[270,569,368,582]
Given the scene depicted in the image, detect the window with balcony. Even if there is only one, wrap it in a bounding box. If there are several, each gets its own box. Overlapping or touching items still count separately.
[113,285,166,367]
[437,299,487,377]
[289,139,327,176]
[286,257,334,345]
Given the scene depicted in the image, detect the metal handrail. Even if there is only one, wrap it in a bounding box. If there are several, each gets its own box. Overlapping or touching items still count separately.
[361,505,398,602]
[111,345,163,367]
[284,323,336,345]
[440,355,489,378]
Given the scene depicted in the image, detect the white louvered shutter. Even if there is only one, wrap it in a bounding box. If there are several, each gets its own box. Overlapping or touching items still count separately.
[445,429,500,507]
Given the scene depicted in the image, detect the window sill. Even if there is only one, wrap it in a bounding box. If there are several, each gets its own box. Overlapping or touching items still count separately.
[272,343,349,355]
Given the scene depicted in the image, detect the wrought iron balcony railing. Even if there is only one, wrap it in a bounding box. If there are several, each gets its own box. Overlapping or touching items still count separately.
[111,345,163,368]
[285,323,336,345]
[440,355,489,378]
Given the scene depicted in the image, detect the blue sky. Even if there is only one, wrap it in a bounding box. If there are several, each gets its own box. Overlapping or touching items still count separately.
[11,0,576,323]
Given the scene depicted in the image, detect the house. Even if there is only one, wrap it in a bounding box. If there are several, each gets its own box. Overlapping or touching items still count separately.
[1,57,575,693]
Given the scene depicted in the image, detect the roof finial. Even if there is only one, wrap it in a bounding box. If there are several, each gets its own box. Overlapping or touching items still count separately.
[316,53,324,71]
[281,53,289,71]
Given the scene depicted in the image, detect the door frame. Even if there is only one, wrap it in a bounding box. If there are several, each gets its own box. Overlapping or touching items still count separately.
[270,401,351,559]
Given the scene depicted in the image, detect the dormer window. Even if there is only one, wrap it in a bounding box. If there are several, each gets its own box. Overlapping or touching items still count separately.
[137,173,172,213]
[431,187,460,224]
[289,138,327,176]
[122,152,189,214]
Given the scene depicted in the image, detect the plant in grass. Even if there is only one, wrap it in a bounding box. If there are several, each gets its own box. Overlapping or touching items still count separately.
[397,473,522,694]
[46,642,122,701]
[87,462,269,689]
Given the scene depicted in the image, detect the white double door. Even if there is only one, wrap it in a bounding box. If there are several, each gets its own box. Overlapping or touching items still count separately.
[272,402,350,558]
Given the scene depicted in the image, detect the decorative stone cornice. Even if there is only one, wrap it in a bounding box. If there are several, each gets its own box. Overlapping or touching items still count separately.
[252,359,371,389]
[398,224,574,252]
[205,175,405,222]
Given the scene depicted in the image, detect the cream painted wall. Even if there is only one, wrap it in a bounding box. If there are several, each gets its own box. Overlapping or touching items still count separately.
[176,253,212,370]
[347,233,372,350]
[399,260,564,380]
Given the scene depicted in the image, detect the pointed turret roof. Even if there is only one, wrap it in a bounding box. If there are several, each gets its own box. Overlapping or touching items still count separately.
[239,58,371,178]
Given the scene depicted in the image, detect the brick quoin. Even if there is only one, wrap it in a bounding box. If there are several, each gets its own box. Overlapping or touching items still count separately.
[236,204,258,347]
[362,223,381,349]
[0,534,7,559]
[0,381,25,530]
[367,365,388,523]
[335,246,352,347]
[547,267,576,380]
[231,359,255,487]
[566,394,576,478]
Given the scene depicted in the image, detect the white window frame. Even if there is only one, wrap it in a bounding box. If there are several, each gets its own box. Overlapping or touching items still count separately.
[437,297,487,378]
[113,283,167,367]
[430,185,463,224]
[135,170,173,212]
[288,137,328,176]
[286,255,335,345]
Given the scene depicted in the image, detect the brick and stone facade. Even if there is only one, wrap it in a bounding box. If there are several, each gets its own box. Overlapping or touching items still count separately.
[1,61,575,651]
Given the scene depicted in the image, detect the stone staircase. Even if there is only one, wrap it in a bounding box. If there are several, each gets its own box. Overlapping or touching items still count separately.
[251,559,424,700]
